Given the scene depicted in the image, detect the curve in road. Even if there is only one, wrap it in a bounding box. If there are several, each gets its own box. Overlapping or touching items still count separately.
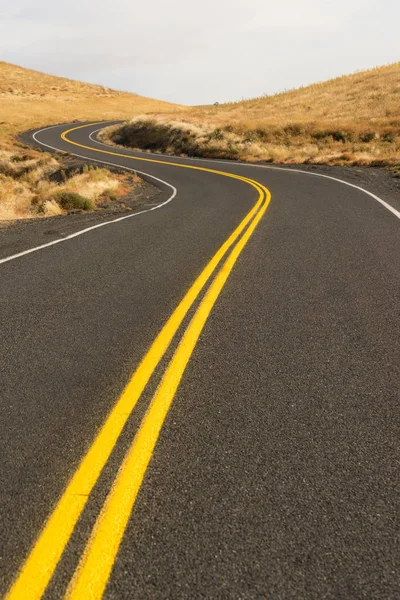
[2,122,399,600]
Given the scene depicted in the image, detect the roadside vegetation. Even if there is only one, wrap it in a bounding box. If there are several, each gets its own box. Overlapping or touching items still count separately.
[2,61,399,219]
[0,61,180,220]
[105,63,400,168]
[0,140,141,219]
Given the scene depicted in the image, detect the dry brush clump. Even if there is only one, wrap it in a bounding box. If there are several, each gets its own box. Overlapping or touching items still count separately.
[106,63,400,168]
[0,141,131,220]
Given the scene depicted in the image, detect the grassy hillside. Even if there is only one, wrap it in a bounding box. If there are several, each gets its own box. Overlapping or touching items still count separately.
[0,62,180,219]
[0,61,180,138]
[108,63,400,168]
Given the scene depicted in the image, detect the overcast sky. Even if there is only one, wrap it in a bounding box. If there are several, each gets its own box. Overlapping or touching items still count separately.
[0,0,398,105]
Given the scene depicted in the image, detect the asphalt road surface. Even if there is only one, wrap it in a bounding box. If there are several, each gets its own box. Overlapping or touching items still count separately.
[1,122,399,600]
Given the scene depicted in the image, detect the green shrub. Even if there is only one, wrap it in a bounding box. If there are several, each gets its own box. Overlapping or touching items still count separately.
[242,131,259,144]
[311,129,354,142]
[11,153,35,163]
[382,131,395,143]
[210,128,224,141]
[311,130,328,140]
[360,131,376,143]
[54,191,94,211]
[283,124,304,137]
[331,130,348,142]
[255,128,268,140]
[389,166,400,177]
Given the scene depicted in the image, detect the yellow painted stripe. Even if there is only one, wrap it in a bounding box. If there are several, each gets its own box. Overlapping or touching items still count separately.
[59,122,266,185]
[6,123,271,600]
[66,182,271,600]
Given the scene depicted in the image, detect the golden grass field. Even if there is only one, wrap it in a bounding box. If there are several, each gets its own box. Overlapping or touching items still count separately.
[108,63,400,168]
[0,61,180,219]
[0,61,180,138]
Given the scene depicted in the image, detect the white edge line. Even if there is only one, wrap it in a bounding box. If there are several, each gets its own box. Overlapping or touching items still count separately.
[265,166,400,220]
[0,125,177,267]
[3,120,397,269]
[90,126,400,221]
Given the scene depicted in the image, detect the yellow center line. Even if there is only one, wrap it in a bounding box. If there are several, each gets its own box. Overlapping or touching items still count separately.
[59,121,267,184]
[6,123,271,600]
[66,179,271,600]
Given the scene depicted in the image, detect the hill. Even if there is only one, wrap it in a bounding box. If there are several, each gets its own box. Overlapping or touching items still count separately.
[0,61,180,138]
[0,62,180,220]
[107,63,400,168]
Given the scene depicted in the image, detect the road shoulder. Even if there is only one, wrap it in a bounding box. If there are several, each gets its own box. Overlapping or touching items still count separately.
[0,165,164,262]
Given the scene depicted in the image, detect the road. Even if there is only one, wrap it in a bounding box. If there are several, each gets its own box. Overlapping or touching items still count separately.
[1,122,399,600]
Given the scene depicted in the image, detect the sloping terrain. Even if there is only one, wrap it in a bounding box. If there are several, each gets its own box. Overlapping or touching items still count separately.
[0,61,180,137]
[0,62,180,219]
[108,63,400,167]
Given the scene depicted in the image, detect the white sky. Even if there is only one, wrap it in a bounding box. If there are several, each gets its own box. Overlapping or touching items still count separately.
[0,0,398,105]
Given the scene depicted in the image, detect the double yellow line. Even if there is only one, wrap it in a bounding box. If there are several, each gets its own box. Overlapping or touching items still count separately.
[6,124,271,600]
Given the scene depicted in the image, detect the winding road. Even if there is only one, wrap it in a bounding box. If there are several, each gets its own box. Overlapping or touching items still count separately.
[1,122,399,599]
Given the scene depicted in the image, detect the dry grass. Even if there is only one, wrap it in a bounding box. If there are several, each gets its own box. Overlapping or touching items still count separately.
[0,61,181,139]
[0,61,181,219]
[0,141,132,220]
[2,61,399,219]
[108,63,400,167]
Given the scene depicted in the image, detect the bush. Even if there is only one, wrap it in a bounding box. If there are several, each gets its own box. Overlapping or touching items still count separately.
[11,153,35,163]
[54,191,94,211]
[243,132,259,144]
[311,130,354,143]
[311,130,328,140]
[255,128,270,141]
[283,124,304,137]
[389,166,400,177]
[382,131,395,143]
[360,131,376,143]
[330,130,348,142]
[100,189,118,202]
[210,128,224,141]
